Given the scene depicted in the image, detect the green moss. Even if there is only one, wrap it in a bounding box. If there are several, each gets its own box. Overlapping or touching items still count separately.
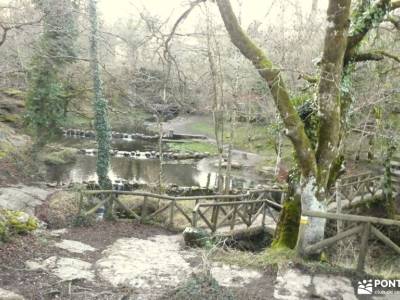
[0,114,21,124]
[0,209,38,242]
[0,141,15,159]
[0,88,26,99]
[272,197,301,249]
[167,141,218,155]
[213,246,298,269]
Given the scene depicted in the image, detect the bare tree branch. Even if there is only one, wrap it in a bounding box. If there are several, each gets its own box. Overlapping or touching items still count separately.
[163,0,206,61]
[215,0,317,178]
[0,15,44,47]
[353,50,400,63]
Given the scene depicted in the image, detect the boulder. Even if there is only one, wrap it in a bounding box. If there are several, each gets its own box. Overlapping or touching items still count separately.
[183,227,211,248]
[44,191,81,228]
[0,209,39,242]
[0,185,51,215]
[26,256,95,281]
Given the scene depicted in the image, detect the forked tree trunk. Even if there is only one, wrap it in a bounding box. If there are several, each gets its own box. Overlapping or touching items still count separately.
[216,0,351,252]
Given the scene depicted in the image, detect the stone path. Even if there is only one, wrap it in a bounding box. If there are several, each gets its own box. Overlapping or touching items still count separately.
[2,225,369,300]
[23,232,265,299]
[274,267,357,300]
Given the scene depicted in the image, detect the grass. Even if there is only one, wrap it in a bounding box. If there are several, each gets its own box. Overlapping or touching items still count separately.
[211,241,400,282]
[212,247,299,269]
[182,116,294,158]
[188,121,215,137]
[167,140,218,154]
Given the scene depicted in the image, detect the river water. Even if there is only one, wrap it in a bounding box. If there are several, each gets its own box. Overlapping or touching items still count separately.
[46,136,267,189]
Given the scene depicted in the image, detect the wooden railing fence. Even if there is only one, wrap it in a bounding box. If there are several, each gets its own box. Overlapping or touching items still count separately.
[296,211,400,273]
[79,188,284,230]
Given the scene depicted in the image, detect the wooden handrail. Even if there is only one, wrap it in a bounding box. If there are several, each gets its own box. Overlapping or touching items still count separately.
[193,199,282,210]
[302,210,400,227]
[337,176,381,188]
[82,188,283,201]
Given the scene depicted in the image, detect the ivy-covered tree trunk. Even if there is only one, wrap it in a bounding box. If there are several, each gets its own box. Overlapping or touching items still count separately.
[216,0,351,252]
[88,0,113,218]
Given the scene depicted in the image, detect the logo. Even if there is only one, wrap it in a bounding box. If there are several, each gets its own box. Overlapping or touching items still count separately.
[357,279,373,295]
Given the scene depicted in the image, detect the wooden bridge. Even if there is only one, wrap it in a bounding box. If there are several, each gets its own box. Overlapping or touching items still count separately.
[79,188,284,233]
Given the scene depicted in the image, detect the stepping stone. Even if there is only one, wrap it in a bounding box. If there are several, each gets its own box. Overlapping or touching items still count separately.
[0,288,25,300]
[274,267,357,300]
[26,256,94,281]
[48,228,68,238]
[54,239,96,253]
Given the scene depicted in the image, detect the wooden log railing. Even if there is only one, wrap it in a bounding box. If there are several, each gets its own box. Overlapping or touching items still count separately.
[297,210,400,273]
[79,188,284,229]
[327,172,383,223]
[391,155,400,192]
[192,197,282,233]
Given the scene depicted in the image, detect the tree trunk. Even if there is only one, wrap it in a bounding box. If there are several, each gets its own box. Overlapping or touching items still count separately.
[88,0,113,218]
[216,0,351,252]
[299,177,327,248]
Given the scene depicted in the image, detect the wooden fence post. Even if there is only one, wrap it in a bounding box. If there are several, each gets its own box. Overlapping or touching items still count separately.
[336,180,343,233]
[192,209,198,227]
[104,194,114,220]
[230,203,237,230]
[169,200,175,227]
[296,215,308,256]
[142,196,148,220]
[357,222,371,273]
[212,206,220,232]
[78,191,84,215]
[262,203,266,227]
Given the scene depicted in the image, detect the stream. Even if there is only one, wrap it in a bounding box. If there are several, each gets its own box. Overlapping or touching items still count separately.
[46,116,268,189]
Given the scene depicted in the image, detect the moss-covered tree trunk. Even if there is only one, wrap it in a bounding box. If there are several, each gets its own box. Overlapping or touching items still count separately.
[216,0,351,252]
[88,0,113,218]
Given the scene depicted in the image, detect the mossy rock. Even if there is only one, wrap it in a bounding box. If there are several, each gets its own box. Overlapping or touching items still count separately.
[183,227,212,248]
[0,209,39,242]
[41,146,78,165]
[46,191,81,228]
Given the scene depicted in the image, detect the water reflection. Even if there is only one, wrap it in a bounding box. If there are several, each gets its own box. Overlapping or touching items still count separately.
[48,136,265,189]
[46,155,262,189]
